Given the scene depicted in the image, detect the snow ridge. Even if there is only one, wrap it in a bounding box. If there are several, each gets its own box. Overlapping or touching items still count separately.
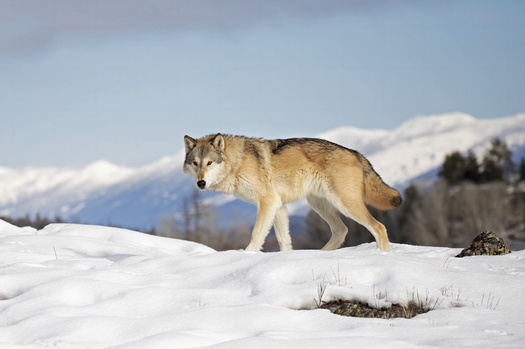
[1,222,524,348]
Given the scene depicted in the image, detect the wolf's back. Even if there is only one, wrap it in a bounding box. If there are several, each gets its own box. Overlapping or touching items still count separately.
[361,158,402,210]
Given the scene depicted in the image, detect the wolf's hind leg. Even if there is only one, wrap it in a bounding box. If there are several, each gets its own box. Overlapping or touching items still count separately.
[307,195,348,251]
[273,206,292,251]
[334,194,389,251]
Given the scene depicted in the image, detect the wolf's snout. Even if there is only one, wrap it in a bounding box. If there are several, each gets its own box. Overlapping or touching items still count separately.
[197,180,206,190]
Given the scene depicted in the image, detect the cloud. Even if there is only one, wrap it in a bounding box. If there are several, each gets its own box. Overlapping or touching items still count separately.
[0,0,395,55]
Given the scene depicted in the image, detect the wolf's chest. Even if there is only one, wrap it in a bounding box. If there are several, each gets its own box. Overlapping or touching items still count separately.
[231,180,259,204]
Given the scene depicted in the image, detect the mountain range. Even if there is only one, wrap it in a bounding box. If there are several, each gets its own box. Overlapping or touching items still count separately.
[1,112,524,230]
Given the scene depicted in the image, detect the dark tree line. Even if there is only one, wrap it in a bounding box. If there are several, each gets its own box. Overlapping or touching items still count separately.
[439,138,522,184]
[0,214,64,230]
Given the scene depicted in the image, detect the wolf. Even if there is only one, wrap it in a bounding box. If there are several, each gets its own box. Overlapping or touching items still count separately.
[183,133,401,252]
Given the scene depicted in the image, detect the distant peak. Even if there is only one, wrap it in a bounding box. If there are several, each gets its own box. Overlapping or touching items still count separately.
[395,112,477,137]
[83,160,117,171]
[80,160,134,179]
[409,112,476,125]
[85,159,113,167]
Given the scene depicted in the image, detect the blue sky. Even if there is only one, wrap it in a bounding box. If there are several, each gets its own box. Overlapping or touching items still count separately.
[1,0,524,167]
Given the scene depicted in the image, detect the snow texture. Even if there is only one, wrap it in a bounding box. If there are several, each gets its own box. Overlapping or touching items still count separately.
[1,221,524,348]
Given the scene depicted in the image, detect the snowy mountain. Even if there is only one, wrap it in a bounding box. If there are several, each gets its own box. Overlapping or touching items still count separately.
[1,113,524,229]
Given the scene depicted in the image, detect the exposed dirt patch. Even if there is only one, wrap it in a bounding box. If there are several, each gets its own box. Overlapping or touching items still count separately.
[320,299,432,319]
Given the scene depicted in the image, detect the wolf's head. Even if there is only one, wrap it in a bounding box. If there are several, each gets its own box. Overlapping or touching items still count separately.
[183,133,226,190]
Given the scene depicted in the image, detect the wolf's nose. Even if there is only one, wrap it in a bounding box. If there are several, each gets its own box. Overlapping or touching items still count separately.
[197,180,206,190]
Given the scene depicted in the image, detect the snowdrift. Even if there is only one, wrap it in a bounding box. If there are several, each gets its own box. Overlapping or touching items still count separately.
[1,220,524,348]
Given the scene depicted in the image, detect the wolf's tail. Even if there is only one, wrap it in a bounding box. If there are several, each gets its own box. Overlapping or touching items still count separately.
[362,158,402,210]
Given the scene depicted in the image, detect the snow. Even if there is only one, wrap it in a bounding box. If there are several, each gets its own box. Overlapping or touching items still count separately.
[1,220,524,348]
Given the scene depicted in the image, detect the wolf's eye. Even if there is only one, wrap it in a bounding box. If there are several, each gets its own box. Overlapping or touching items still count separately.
[192,161,198,166]
[207,161,213,166]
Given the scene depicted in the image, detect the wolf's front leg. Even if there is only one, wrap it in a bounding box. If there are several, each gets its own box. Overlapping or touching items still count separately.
[244,198,281,252]
[273,206,292,251]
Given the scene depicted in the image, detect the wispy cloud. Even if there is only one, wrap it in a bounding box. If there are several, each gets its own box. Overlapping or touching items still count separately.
[0,0,395,54]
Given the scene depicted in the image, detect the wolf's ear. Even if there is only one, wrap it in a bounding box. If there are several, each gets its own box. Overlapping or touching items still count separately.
[184,135,197,153]
[211,133,225,151]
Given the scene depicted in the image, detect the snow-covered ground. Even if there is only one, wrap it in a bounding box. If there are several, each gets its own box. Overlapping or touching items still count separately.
[1,219,523,348]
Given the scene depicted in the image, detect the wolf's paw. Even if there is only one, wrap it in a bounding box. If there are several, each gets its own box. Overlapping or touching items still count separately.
[243,244,262,252]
